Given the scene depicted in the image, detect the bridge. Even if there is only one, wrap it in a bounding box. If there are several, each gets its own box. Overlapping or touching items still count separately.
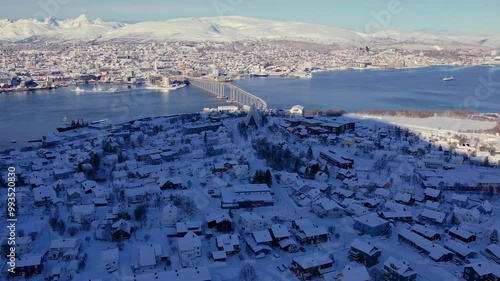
[188,78,267,111]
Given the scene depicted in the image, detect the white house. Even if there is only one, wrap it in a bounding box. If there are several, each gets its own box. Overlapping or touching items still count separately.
[160,204,178,227]
[101,248,119,273]
[71,204,95,223]
[178,231,202,261]
[239,212,268,233]
[453,207,481,224]
[311,198,345,218]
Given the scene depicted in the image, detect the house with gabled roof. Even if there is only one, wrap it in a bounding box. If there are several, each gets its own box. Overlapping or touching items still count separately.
[348,239,382,267]
[311,198,345,218]
[382,256,417,281]
[178,231,202,261]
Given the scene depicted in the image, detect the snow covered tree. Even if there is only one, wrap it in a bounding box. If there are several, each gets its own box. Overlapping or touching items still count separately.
[239,264,258,281]
[307,146,313,160]
[134,205,148,226]
[265,169,272,187]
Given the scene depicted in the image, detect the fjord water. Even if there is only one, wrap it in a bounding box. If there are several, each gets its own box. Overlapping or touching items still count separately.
[233,66,500,112]
[1,66,499,150]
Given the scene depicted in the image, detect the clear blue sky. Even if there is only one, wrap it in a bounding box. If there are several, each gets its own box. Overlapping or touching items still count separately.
[2,0,499,34]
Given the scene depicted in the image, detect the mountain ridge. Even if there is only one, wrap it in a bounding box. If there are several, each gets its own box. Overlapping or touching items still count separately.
[0,15,497,48]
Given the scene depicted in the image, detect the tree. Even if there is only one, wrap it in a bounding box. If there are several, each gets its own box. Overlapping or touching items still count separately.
[239,264,258,281]
[134,205,148,225]
[90,153,100,170]
[491,229,499,244]
[56,220,66,235]
[68,226,79,237]
[265,169,272,187]
[49,217,58,231]
[307,146,313,160]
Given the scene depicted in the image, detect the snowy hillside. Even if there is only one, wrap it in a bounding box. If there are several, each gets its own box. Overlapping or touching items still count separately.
[0,14,126,43]
[0,14,497,47]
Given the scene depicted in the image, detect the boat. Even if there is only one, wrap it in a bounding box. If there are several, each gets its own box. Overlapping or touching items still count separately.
[72,87,85,93]
[217,95,228,99]
[92,84,103,93]
[146,82,186,91]
[443,76,454,81]
[57,119,89,132]
[250,73,269,77]
[10,140,17,143]
[107,87,118,93]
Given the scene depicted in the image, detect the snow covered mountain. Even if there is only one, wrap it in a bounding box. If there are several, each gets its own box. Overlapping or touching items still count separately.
[0,15,497,47]
[0,14,126,43]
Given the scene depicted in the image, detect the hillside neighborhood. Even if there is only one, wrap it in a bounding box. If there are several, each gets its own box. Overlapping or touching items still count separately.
[1,107,499,281]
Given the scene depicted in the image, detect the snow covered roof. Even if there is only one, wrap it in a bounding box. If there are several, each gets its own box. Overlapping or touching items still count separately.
[270,224,290,239]
[293,254,332,270]
[354,213,388,228]
[444,240,476,257]
[451,193,468,202]
[351,239,380,255]
[424,188,440,197]
[448,227,475,239]
[420,209,446,223]
[411,224,440,239]
[138,245,157,267]
[252,229,272,244]
[465,262,500,277]
[127,266,211,281]
[50,238,80,250]
[178,231,201,252]
[383,256,416,277]
[339,265,370,281]
[72,204,95,214]
[313,198,343,211]
[101,248,119,261]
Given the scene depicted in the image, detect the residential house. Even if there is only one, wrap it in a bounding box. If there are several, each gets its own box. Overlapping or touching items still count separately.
[419,209,446,224]
[178,231,202,261]
[101,248,119,273]
[111,219,134,241]
[463,262,500,281]
[424,188,441,201]
[291,254,334,280]
[291,218,329,244]
[71,204,95,223]
[158,177,185,190]
[136,244,162,271]
[6,255,43,278]
[239,212,267,233]
[382,256,417,281]
[311,198,345,218]
[215,234,240,255]
[448,227,477,243]
[411,224,441,241]
[206,213,233,232]
[159,204,178,227]
[451,193,469,207]
[49,238,81,260]
[353,214,390,237]
[394,193,415,205]
[335,265,370,281]
[176,221,202,237]
[320,149,354,169]
[220,183,274,209]
[454,207,482,224]
[348,239,382,267]
[398,229,453,262]
[444,240,478,261]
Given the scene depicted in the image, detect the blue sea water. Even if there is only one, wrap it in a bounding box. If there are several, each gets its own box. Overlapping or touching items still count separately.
[0,66,499,150]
